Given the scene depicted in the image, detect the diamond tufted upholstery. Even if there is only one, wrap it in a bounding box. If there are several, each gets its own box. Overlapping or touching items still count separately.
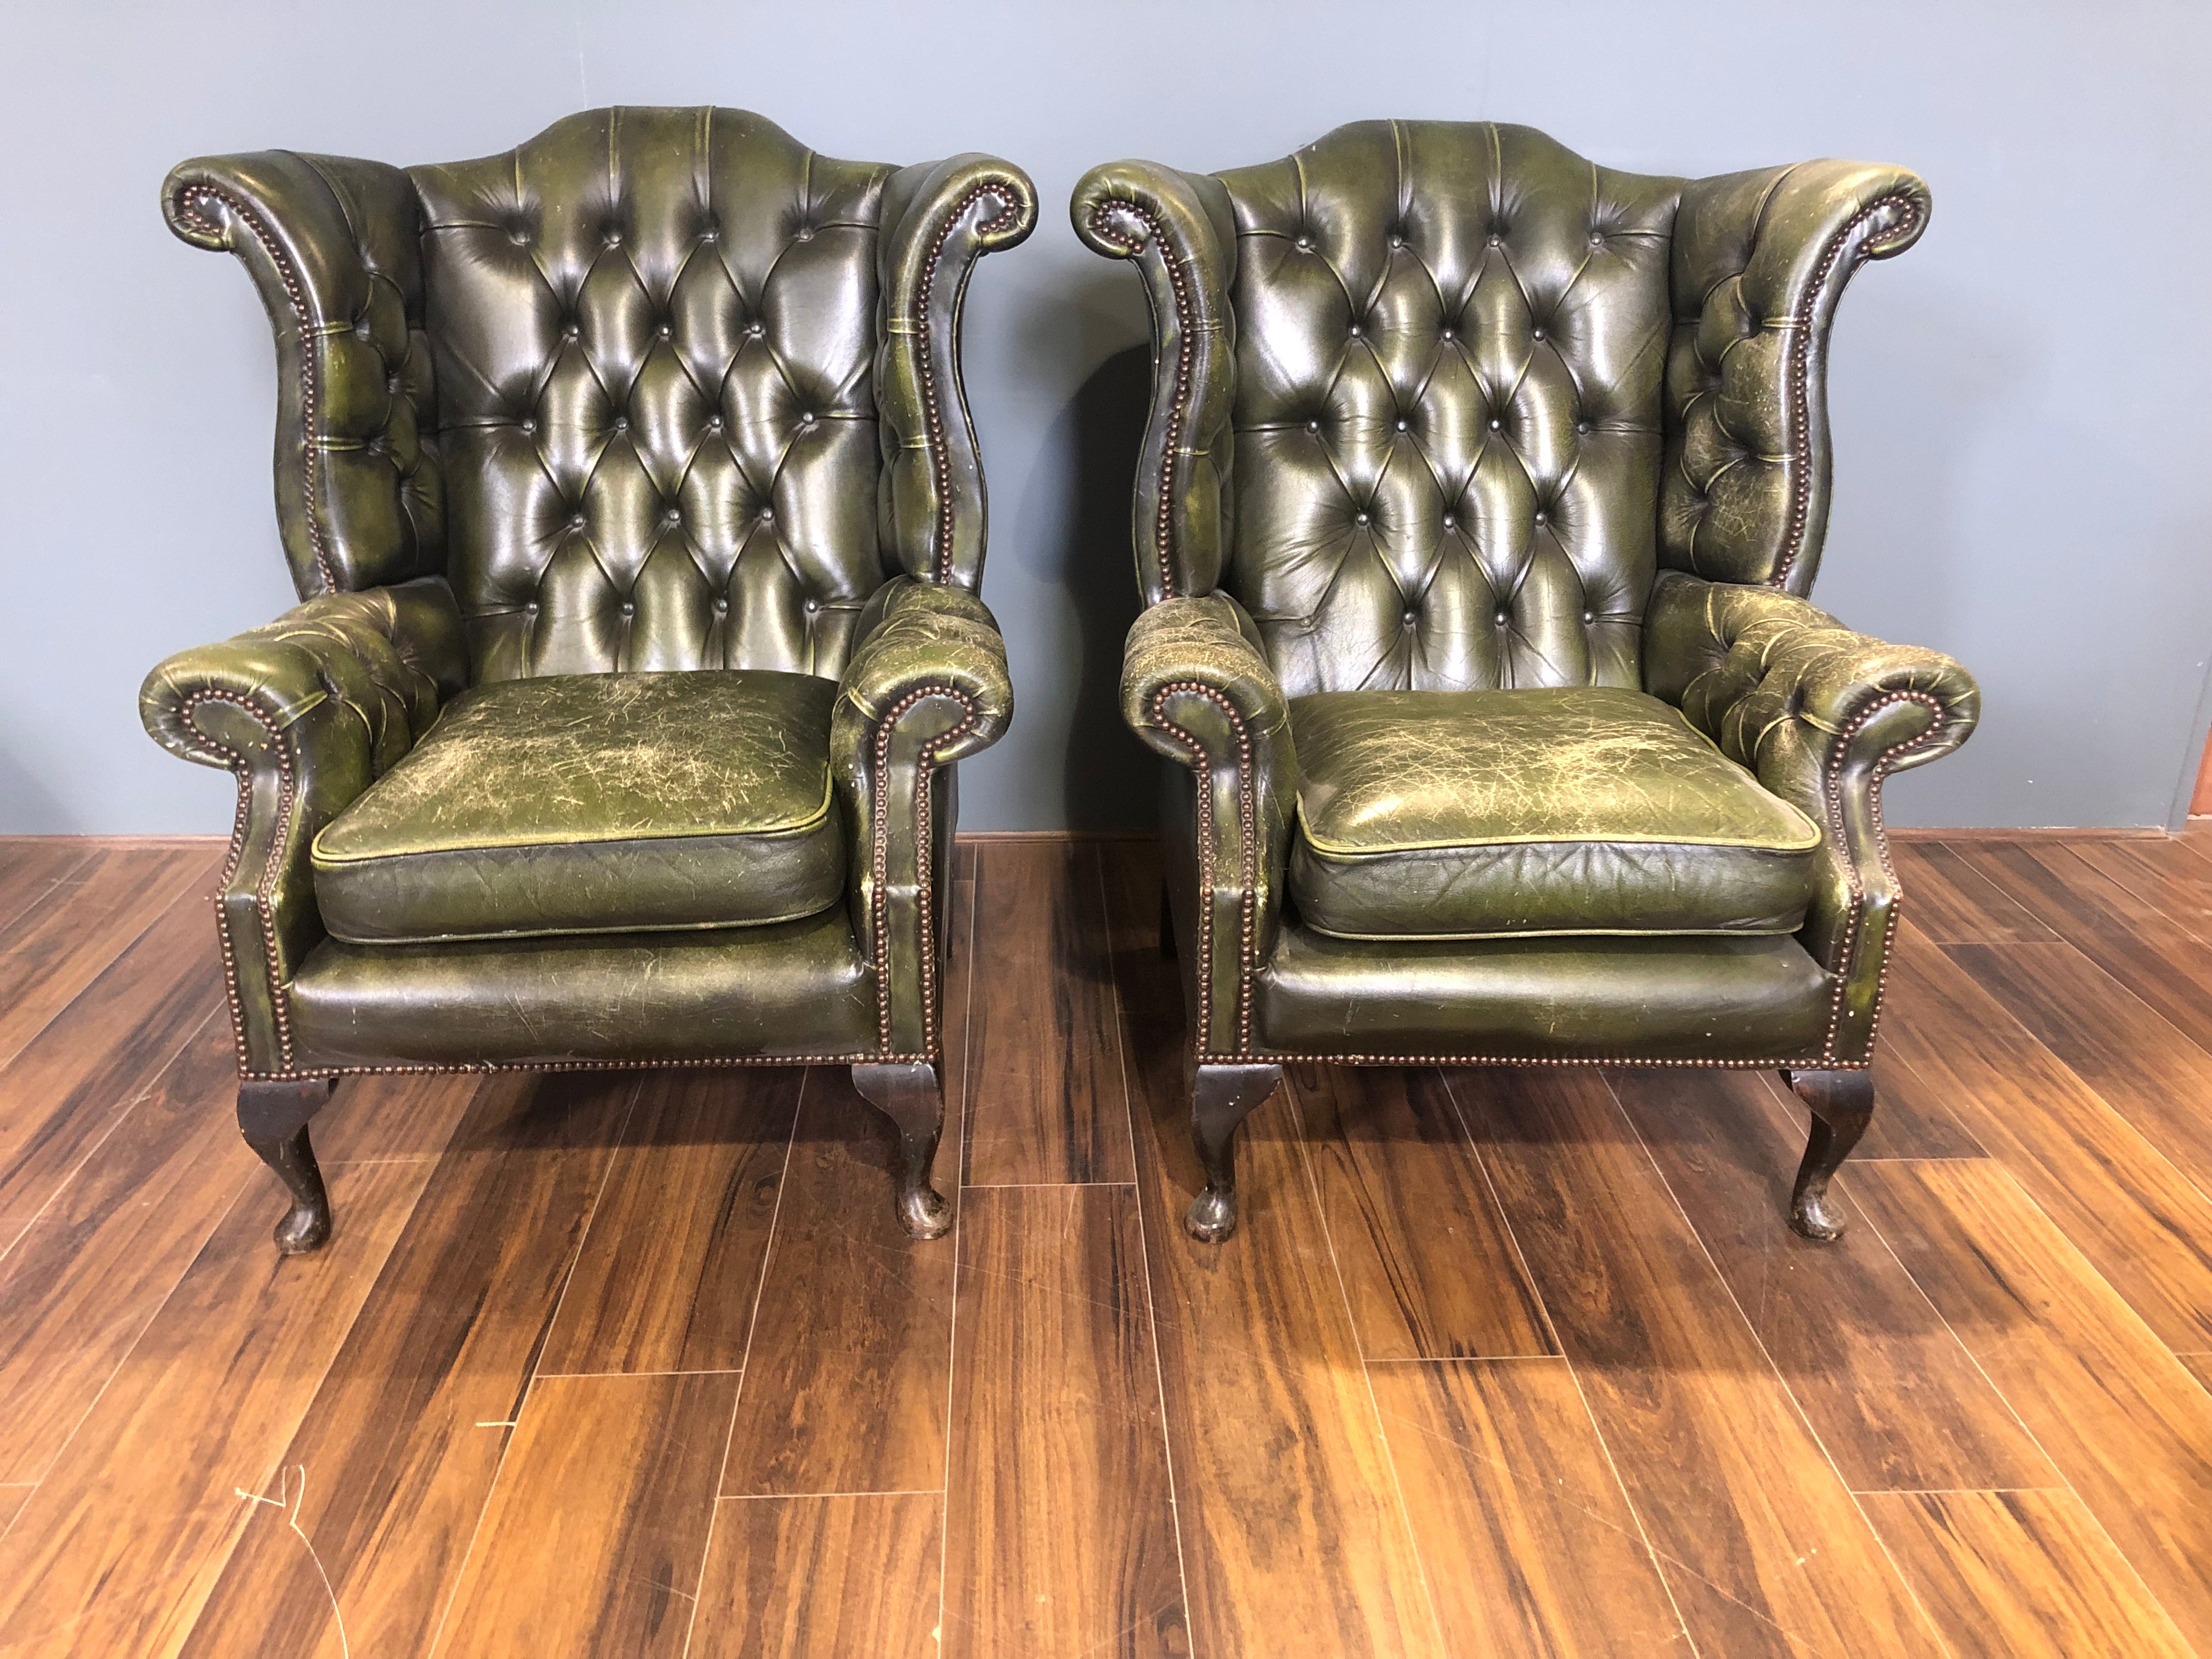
[1078,120,1978,1248]
[142,109,1034,1250]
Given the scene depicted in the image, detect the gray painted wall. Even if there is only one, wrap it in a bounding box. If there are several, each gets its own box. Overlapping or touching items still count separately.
[4,1,2207,833]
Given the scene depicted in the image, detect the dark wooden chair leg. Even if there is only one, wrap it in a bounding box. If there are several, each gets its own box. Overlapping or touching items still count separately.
[237,1077,336,1255]
[1782,1068,1876,1241]
[1186,1063,1283,1243]
[853,1062,952,1240]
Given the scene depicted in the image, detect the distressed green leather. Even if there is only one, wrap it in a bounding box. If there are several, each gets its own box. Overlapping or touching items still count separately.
[143,108,1034,1078]
[312,672,844,944]
[1258,929,1833,1059]
[1082,121,1975,1070]
[1288,686,1820,940]
[1120,592,1297,1056]
[289,909,876,1068]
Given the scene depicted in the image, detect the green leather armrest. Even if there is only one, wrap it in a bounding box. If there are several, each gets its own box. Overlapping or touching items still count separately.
[832,578,1013,1059]
[1121,592,1298,1058]
[875,155,1037,591]
[139,578,467,1074]
[1073,161,1240,606]
[1644,569,1978,1063]
[1664,160,1931,595]
[163,151,443,600]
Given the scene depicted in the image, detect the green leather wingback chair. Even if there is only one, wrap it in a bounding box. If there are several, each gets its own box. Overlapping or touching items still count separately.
[143,108,1034,1252]
[1075,122,1978,1243]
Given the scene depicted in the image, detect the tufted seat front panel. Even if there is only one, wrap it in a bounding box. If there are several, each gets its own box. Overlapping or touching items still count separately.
[410,108,897,683]
[1216,122,1683,698]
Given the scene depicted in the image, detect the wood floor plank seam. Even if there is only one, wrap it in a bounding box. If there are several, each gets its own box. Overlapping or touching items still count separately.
[1842,1158,2212,1652]
[1088,843,1199,1654]
[14,1153,261,1497]
[0,1001,227,1275]
[1588,1069,1959,1656]
[1427,1068,1706,1659]
[1280,1077,1457,1659]
[958,1180,1139,1189]
[676,1066,810,1659]
[413,1076,650,1659]
[932,865,984,1659]
[717,1488,943,1500]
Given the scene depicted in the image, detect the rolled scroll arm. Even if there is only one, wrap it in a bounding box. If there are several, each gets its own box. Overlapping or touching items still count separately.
[1121,594,1299,1059]
[138,580,467,1075]
[833,580,1013,1058]
[1073,161,1240,605]
[1664,159,1931,594]
[876,154,1037,591]
[1645,569,1978,1063]
[163,150,443,599]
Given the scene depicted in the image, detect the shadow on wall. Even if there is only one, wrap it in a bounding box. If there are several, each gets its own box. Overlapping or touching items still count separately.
[1053,342,1155,832]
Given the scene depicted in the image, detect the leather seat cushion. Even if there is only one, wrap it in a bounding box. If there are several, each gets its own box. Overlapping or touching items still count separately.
[313,670,846,945]
[1286,686,1822,940]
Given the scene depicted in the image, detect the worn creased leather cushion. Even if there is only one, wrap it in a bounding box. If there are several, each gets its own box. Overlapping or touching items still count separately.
[1286,685,1821,939]
[313,670,843,943]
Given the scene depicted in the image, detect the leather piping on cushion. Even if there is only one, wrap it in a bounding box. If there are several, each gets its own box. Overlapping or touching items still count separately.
[1250,927,1836,1064]
[310,671,847,946]
[1285,687,1822,941]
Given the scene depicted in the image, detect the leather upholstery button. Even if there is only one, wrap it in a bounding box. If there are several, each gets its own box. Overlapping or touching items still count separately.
[568,514,584,529]
[1355,512,1370,525]
[1533,510,1547,524]
[1441,328,1456,341]
[803,598,817,613]
[706,416,723,431]
[656,324,671,339]
[603,229,622,246]
[1295,235,1312,250]
[1589,231,1604,246]
[1582,610,1596,624]
[520,419,536,435]
[507,224,530,246]
[562,324,579,341]
[1532,328,1545,341]
[800,411,816,425]
[1441,514,1456,528]
[662,509,680,526]
[1306,419,1320,432]
[1486,232,1502,247]
[1489,417,1503,430]
[1494,610,1509,625]
[620,601,634,614]
[795,226,814,241]
[1348,324,1363,337]
[1395,418,1408,432]
[613,417,628,431]
[759,507,774,521]
[1402,610,1417,628]
[1576,421,1592,435]
[747,323,764,337]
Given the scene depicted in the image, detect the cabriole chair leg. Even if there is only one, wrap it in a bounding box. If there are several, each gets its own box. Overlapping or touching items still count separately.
[1782,1068,1876,1242]
[1186,1063,1283,1243]
[853,1062,952,1240]
[237,1077,337,1255]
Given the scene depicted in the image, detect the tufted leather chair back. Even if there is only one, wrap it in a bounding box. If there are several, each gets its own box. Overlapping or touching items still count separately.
[405,108,912,682]
[1217,122,1685,697]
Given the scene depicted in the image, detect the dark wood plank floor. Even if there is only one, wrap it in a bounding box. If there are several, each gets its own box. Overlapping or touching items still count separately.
[1,830,2210,1656]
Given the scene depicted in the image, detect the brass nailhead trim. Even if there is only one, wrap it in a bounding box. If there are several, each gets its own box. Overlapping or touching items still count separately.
[1087,200,1193,601]
[242,1053,928,1082]
[1771,193,1922,589]
[174,183,338,594]
[1150,680,1258,1056]
[1200,1052,1864,1070]
[870,682,980,1055]
[913,179,1026,584]
[1816,687,1948,1064]
[180,689,301,1073]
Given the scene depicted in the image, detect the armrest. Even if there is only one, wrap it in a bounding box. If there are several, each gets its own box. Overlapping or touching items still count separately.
[875,155,1037,591]
[1073,161,1240,606]
[138,578,467,1074]
[1644,570,1977,1062]
[832,579,1013,1058]
[1121,594,1297,1059]
[1663,160,1930,595]
[165,150,443,599]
